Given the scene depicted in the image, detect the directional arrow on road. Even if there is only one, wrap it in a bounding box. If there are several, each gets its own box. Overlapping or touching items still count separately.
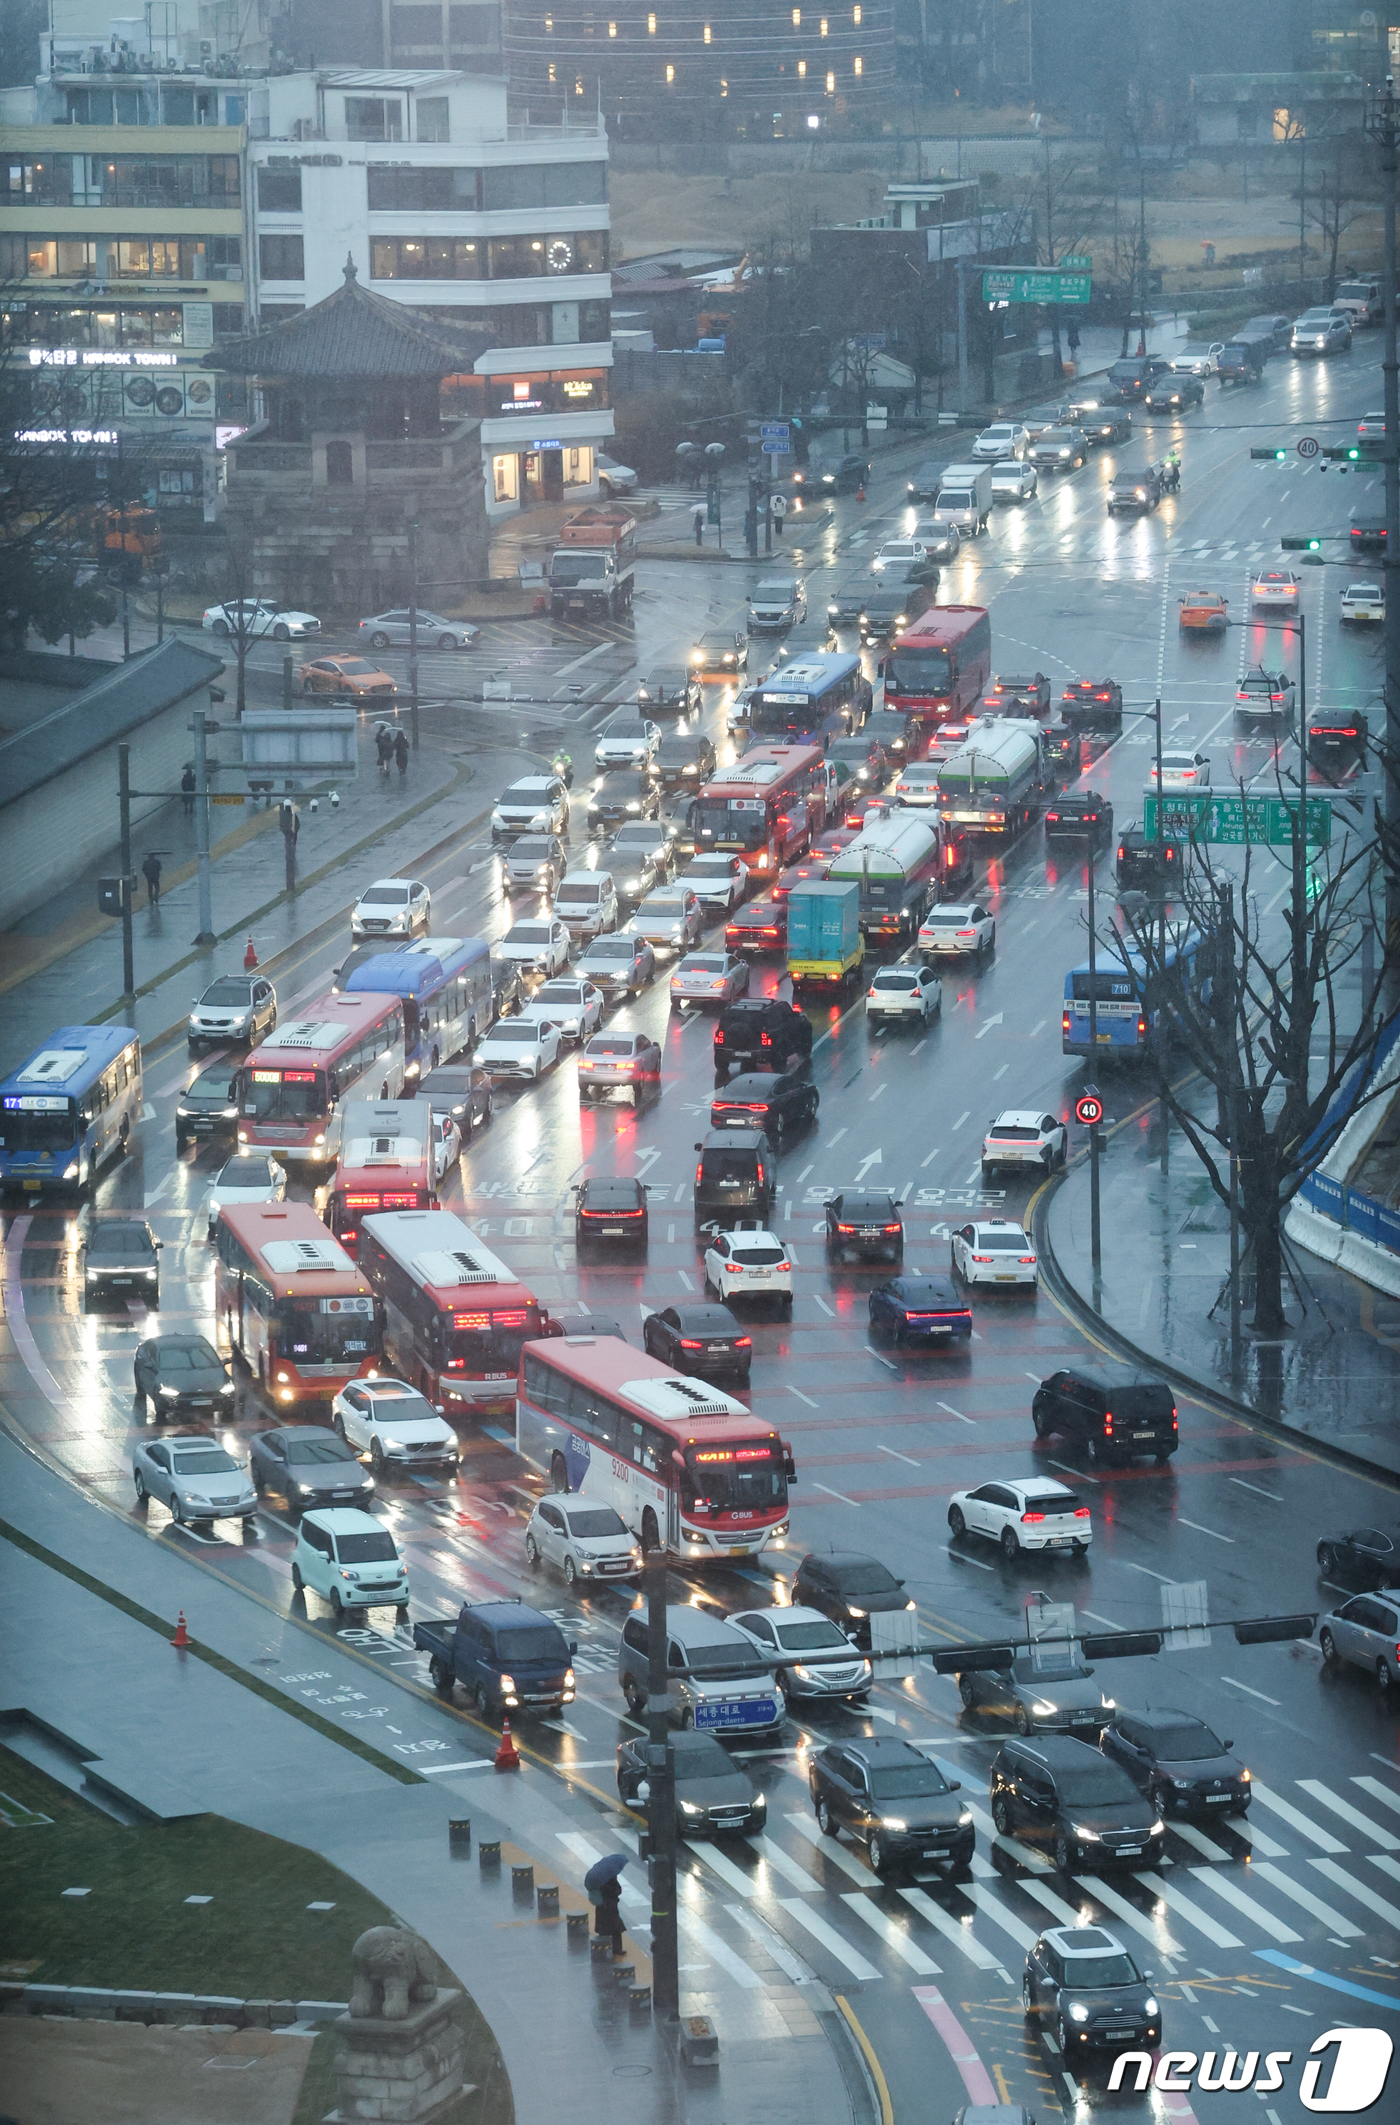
[635,1147,661,1176]
[974,1015,1004,1040]
[854,1149,884,1181]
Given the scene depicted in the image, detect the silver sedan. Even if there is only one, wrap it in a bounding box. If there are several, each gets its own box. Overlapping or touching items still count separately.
[670,951,751,1009]
[133,1434,257,1526]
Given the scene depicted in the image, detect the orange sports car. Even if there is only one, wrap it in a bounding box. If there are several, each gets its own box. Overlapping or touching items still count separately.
[298,655,397,698]
[1178,590,1228,632]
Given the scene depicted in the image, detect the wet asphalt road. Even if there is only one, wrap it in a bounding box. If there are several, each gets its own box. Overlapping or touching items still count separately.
[3,341,1399,2122]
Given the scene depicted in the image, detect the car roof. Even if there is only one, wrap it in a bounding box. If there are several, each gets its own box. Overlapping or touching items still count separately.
[838,1738,935,1768]
[468,1599,560,1627]
[582,1176,645,1201]
[701,1127,766,1147]
[802,1549,888,1572]
[302,1507,386,1533]
[1124,1706,1211,1732]
[1000,1732,1106,1768]
[1043,1925,1125,1957]
[887,1275,959,1300]
[991,1110,1048,1127]
[668,1303,743,1331]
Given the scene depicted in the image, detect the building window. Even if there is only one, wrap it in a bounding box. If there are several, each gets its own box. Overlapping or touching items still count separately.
[853,53,862,71]
[326,439,354,484]
[826,69,834,90]
[213,302,246,335]
[647,10,656,27]
[493,451,519,501]
[666,62,674,80]
[367,164,480,209]
[223,95,245,124]
[417,96,450,141]
[345,97,404,141]
[259,233,305,281]
[393,4,442,38]
[371,235,483,279]
[564,445,591,486]
[258,165,302,212]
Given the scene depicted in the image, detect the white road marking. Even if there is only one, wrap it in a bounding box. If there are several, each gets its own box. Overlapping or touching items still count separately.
[813,1482,859,1505]
[780,1898,881,1981]
[787,1385,818,1407]
[898,1885,999,1969]
[843,1893,942,1973]
[1295,1780,1400,1850]
[725,1901,812,1979]
[937,1402,976,1426]
[1249,1862,1359,1935]
[1228,1477,1283,1502]
[877,1444,919,1467]
[1190,1869,1302,1944]
[1178,1517,1234,1543]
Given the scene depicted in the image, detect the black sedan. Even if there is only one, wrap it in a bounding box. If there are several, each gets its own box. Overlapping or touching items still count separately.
[1317,1524,1400,1589]
[1100,1706,1251,1817]
[1145,373,1204,411]
[419,1062,493,1142]
[725,895,788,957]
[134,1334,234,1418]
[587,771,659,835]
[654,732,718,791]
[1044,790,1113,840]
[827,580,873,626]
[791,1549,914,1649]
[825,1190,904,1264]
[710,1069,818,1137]
[638,668,702,717]
[175,1065,240,1151]
[1065,403,1134,444]
[809,1738,974,1880]
[83,1218,162,1307]
[249,1424,376,1513]
[868,1275,971,1348]
[1060,678,1123,731]
[642,1302,751,1383]
[860,588,921,640]
[617,1728,766,1838]
[574,1177,649,1252]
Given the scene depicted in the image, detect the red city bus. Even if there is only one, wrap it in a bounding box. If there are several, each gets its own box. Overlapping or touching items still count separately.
[212,1201,383,1404]
[874,605,992,760]
[356,1208,549,1418]
[689,744,831,879]
[322,1100,437,1256]
[515,1334,795,1559]
[234,992,406,1166]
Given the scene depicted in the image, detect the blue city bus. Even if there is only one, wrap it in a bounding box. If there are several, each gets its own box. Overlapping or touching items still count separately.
[1061,931,1206,1060]
[345,936,493,1081]
[747,653,867,749]
[0,1024,142,1195]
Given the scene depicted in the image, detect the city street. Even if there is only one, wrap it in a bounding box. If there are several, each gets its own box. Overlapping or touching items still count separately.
[4,336,1399,2122]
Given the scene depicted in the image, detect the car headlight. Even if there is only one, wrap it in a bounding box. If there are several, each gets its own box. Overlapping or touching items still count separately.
[1070,1824,1100,1841]
[1171,1776,1194,1790]
[1032,1699,1057,1716]
[958,1809,973,1826]
[530,813,550,830]
[1240,1767,1251,1782]
[144,1267,158,1279]
[1149,1817,1165,1836]
[219,1380,235,1396]
[847,1606,867,1618]
[221,1106,238,1119]
[881,1817,907,1831]
[1100,1695,1115,1709]
[680,1799,703,1815]
[1068,2002,1090,2024]
[182,1492,210,1509]
[1144,1996,1160,2017]
[491,809,506,828]
[753,1793,767,1812]
[158,1384,180,1398]
[384,1438,407,1455]
[498,1674,515,1693]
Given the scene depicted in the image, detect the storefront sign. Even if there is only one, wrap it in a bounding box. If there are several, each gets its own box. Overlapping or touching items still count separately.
[29,348,178,368]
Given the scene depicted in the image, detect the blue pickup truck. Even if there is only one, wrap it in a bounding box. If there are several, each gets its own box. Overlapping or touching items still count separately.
[415,1599,576,1716]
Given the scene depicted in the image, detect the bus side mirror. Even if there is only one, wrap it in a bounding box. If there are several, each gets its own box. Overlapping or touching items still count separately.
[783,1455,796,1482]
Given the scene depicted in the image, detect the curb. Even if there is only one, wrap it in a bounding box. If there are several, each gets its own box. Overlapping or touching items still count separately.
[1031,1165,1400,1493]
[2,1981,345,2029]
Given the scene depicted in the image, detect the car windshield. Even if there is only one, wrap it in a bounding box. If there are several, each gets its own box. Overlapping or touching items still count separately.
[200,979,252,1005]
[336,1531,399,1563]
[536,983,582,1002]
[682,957,726,972]
[869,1763,949,1798]
[1152,1723,1224,1761]
[586,939,635,960]
[90,1222,152,1254]
[731,1244,785,1265]
[284,1436,355,1465]
[874,972,918,990]
[886,647,952,690]
[642,898,686,917]
[603,720,647,740]
[990,1125,1039,1140]
[839,1195,895,1221]
[831,1561,901,1595]
[1065,1953,1138,1988]
[684,1640,768,1674]
[336,660,376,675]
[511,838,555,858]
[1011,1650,1091,1684]
[171,1448,239,1474]
[1058,1762,1136,1805]
[373,1398,438,1425]
[506,924,552,943]
[586,1038,639,1056]
[217,1157,278,1187]
[497,1628,567,1664]
[775,1619,850,1651]
[190,1069,237,1101]
[564,1507,628,1538]
[488,1025,546,1044]
[359,885,409,905]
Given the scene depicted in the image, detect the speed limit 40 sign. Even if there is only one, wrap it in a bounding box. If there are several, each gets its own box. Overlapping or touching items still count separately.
[1075,1090,1104,1126]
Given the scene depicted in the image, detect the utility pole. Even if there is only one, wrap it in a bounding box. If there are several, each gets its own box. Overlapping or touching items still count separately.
[645,1551,678,2021]
[1365,79,1400,959]
[1085,848,1101,1281]
[192,698,216,946]
[1299,132,1307,289]
[956,253,968,407]
[1217,878,1242,1383]
[119,497,131,660]
[408,519,420,754]
[118,741,135,1012]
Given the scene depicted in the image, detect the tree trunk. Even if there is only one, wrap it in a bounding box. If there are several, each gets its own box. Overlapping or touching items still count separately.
[1241,1134,1287,1335]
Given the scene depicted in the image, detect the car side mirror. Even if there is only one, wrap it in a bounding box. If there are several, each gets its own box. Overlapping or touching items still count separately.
[154,1239,164,1249]
[694,1142,703,1152]
[1223,1738,1234,1750]
[434,1404,445,1416]
[569,1639,578,1658]
[949,1779,961,1791]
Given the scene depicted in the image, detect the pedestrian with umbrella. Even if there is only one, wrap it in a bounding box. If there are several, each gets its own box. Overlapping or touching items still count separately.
[584,1852,628,1957]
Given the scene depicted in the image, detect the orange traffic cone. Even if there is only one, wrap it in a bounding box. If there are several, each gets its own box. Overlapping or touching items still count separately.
[243,935,258,972]
[857,482,867,502]
[494,1719,520,1771]
[171,1611,190,1649]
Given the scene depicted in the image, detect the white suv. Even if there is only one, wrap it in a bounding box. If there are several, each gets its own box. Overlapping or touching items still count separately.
[332,1378,460,1475]
[919,902,995,959]
[291,1507,410,1615]
[491,776,570,840]
[982,1110,1067,1179]
[951,1218,1039,1288]
[702,1225,793,1313]
[947,1477,1092,1559]
[865,963,942,1023]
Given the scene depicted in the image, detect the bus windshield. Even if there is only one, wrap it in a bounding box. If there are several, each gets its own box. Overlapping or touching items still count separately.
[444,1306,544,1372]
[1,1105,79,1153]
[243,1069,327,1121]
[886,647,953,692]
[690,798,769,850]
[750,697,814,736]
[685,1449,788,1514]
[277,1298,380,1365]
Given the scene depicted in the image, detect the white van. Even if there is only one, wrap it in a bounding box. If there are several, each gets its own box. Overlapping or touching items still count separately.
[1333,278,1382,327]
[554,870,619,940]
[291,1507,410,1617]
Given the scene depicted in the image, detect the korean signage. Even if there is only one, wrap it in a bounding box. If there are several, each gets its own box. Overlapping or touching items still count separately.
[1144,792,1332,847]
[981,270,1092,306]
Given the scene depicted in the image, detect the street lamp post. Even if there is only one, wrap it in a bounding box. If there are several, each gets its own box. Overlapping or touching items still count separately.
[1085,848,1102,1277]
[1364,79,1400,961]
[644,1551,678,2021]
[407,519,420,754]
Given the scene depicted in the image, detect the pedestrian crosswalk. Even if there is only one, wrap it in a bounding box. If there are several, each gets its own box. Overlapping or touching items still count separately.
[579,1766,1400,1999]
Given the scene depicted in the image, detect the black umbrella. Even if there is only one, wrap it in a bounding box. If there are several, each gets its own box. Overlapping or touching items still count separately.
[584,1853,629,1891]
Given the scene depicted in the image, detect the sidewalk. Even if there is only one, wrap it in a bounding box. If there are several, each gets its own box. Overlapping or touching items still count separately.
[1038,1100,1400,1479]
[0,1433,868,2125]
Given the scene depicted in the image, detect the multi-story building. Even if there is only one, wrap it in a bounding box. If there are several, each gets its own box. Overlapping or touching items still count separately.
[378,0,503,72]
[245,65,611,518]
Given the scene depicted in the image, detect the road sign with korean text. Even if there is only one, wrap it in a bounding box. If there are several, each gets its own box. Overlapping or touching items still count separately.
[981,270,1092,306]
[1144,791,1331,847]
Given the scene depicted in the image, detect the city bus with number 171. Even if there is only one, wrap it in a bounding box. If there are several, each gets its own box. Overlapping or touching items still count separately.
[0,1025,141,1197]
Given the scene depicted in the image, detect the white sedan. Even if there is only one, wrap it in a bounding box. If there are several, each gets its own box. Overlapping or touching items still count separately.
[1251,569,1300,609]
[682,853,749,911]
[918,902,995,960]
[596,452,639,496]
[201,598,320,641]
[670,951,749,1008]
[204,1153,286,1239]
[981,1111,1067,1179]
[517,978,604,1042]
[972,421,1029,461]
[702,1227,793,1312]
[865,963,942,1023]
[475,1017,565,1079]
[1341,581,1385,623]
[871,538,931,578]
[496,917,571,977]
[1148,750,1211,791]
[350,877,432,942]
[893,764,942,807]
[947,1476,1092,1559]
[991,459,1038,502]
[728,1605,873,1704]
[951,1218,1039,1288]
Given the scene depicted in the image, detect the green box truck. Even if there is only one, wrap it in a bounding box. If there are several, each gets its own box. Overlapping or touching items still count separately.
[786,879,864,991]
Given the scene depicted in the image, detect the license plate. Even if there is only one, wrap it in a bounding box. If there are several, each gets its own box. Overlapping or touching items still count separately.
[728,1545,748,1555]
[1134,1431,1155,1440]
[1097,1032,1112,1043]
[195,1118,213,1130]
[601,1227,623,1236]
[708,1344,729,1353]
[996,1274,1019,1282]
[1106,2031,1136,2044]
[332,1491,354,1501]
[1206,1794,1231,1804]
[23,1180,41,1191]
[1117,1845,1142,1857]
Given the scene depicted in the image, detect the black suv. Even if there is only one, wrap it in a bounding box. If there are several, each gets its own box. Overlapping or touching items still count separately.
[175,1065,240,1150]
[1060,679,1123,732]
[588,771,659,835]
[1044,791,1113,841]
[989,1735,1165,1872]
[1105,356,1171,402]
[1106,466,1162,514]
[419,1062,493,1143]
[1308,711,1369,777]
[711,1069,818,1137]
[1100,1707,1250,1818]
[1065,402,1134,444]
[825,1190,904,1265]
[988,672,1051,716]
[83,1217,162,1307]
[575,1176,649,1253]
[654,732,717,791]
[693,1128,776,1230]
[809,1739,975,1879]
[1032,1363,1178,1465]
[713,997,813,1079]
[1023,1924,1162,2056]
[791,1550,913,1650]
[1116,824,1187,896]
[638,668,701,717]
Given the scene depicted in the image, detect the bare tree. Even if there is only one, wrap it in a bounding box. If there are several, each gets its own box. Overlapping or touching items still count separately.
[1305,133,1369,298]
[0,321,120,650]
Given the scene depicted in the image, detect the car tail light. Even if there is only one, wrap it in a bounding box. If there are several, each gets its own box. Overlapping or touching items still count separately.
[728,1262,744,1274]
[760,1031,772,1046]
[756,1164,765,1187]
[1022,1510,1046,1523]
[679,1338,704,1350]
[1117,845,1125,861]
[715,1028,724,1043]
[957,929,974,940]
[1104,1413,1114,1434]
[1138,1015,1147,1037]
[1074,1507,1091,1519]
[776,1261,791,1272]
[837,1223,855,1234]
[972,1253,992,1263]
[696,1163,704,1186]
[736,1335,752,1348]
[1019,1256,1035,1264]
[884,1223,902,1234]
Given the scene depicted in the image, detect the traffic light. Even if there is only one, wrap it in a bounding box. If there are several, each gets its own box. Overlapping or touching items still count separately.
[1281,534,1324,552]
[1250,446,1289,462]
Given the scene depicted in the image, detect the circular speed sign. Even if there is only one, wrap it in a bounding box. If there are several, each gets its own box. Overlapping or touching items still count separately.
[1075,1092,1105,1126]
[1297,436,1319,459]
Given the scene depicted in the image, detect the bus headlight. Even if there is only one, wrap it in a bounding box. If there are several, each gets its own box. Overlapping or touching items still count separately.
[64,1161,79,1178]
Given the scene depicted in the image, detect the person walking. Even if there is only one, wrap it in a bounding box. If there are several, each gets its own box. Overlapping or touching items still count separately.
[141,851,162,907]
[375,724,394,775]
[181,764,196,816]
[393,728,409,777]
[1066,321,1081,358]
[693,504,705,548]
[594,1874,625,1958]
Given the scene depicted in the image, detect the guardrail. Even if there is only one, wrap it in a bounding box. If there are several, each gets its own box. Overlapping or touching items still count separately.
[1298,1166,1400,1257]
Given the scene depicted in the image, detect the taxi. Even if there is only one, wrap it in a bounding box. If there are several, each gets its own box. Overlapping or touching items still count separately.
[1177,589,1228,632]
[298,654,397,698]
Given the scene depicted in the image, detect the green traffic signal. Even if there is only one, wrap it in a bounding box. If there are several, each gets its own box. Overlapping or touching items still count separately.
[1250,447,1289,461]
[1280,535,1324,551]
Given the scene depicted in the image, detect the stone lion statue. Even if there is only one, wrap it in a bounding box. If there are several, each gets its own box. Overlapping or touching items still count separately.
[349,1925,438,2021]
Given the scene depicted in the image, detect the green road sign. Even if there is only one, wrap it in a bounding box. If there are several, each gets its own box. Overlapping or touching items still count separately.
[1144,791,1331,847]
[1059,254,1092,270]
[981,270,1092,306]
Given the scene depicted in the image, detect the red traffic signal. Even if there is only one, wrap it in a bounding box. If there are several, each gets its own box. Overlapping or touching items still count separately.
[1075,1091,1104,1126]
